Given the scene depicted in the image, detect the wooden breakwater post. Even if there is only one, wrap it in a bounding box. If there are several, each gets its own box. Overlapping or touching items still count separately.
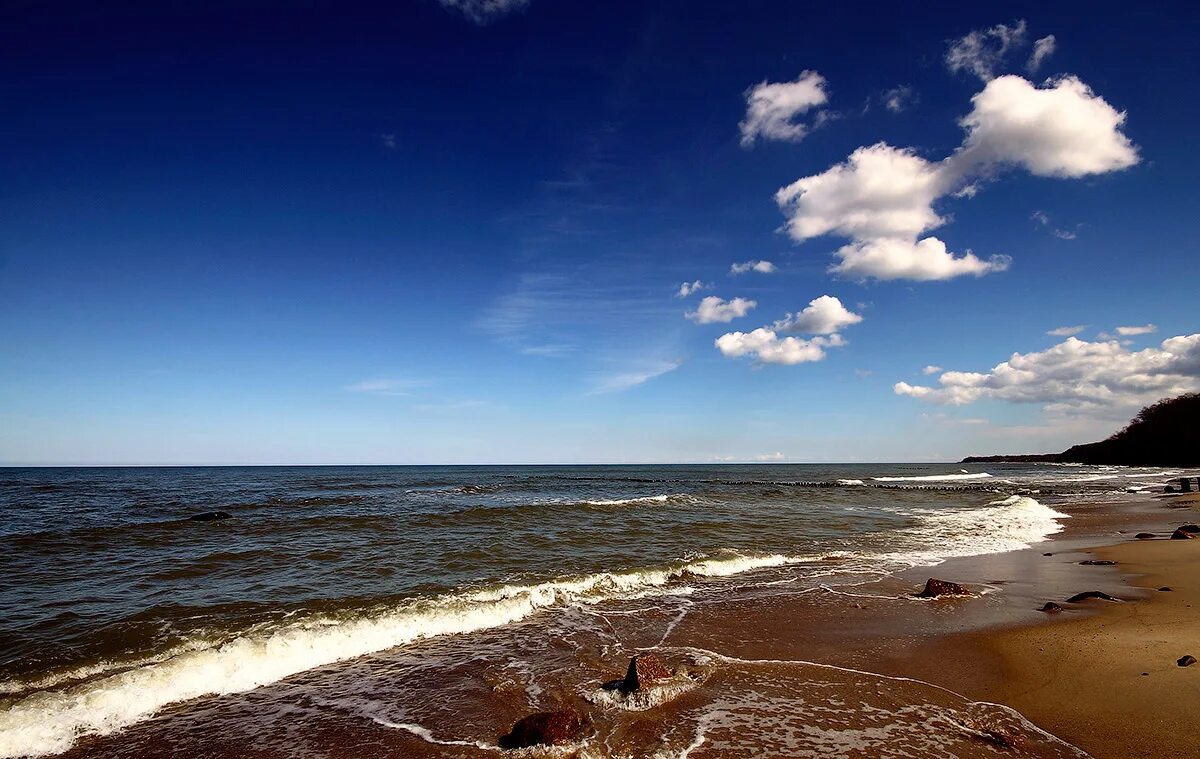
[1182,477,1194,493]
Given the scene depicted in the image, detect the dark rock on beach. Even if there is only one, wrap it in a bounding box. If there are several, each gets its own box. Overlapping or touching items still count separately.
[1159,586,1173,592]
[499,709,587,749]
[915,578,971,598]
[1135,533,1156,539]
[1039,602,1063,613]
[608,653,672,694]
[1066,591,1118,603]
[1170,528,1195,540]
[187,511,232,522]
[1178,524,1200,533]
[1079,560,1117,566]
[1177,655,1196,667]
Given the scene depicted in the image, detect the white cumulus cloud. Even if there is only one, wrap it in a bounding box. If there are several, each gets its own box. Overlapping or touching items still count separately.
[686,296,757,324]
[895,334,1200,416]
[676,280,707,298]
[739,71,829,147]
[716,329,845,366]
[772,295,863,334]
[922,365,943,375]
[729,260,777,275]
[954,75,1139,178]
[1116,324,1157,336]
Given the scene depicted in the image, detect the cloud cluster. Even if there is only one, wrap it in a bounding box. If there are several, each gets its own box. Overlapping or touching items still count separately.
[772,295,862,334]
[676,280,707,298]
[775,74,1137,281]
[883,85,916,113]
[686,295,757,324]
[739,71,829,147]
[730,259,777,275]
[895,334,1200,415]
[716,295,861,366]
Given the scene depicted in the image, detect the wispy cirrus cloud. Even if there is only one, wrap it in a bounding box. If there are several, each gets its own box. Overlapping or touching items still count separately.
[729,259,776,275]
[588,359,682,395]
[438,0,529,25]
[343,378,428,397]
[1047,325,1086,337]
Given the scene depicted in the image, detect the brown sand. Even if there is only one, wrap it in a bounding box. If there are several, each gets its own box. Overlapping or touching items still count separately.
[960,537,1200,759]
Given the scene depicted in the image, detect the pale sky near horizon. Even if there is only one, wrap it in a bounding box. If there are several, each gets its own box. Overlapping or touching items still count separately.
[2,1,1198,465]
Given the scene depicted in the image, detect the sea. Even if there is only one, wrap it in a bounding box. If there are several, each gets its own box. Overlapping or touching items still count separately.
[0,463,1189,758]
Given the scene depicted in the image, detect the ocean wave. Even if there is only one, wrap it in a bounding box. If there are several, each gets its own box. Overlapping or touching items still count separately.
[889,495,1069,567]
[0,550,803,758]
[582,494,692,507]
[872,472,993,482]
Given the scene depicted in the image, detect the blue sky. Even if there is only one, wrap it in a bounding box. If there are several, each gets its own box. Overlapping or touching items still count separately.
[2,1,1198,465]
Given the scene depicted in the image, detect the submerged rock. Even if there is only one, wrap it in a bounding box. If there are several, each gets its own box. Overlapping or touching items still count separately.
[915,578,971,598]
[1135,533,1156,540]
[1178,524,1200,533]
[1177,655,1196,667]
[499,709,586,749]
[1039,602,1063,613]
[187,511,232,522]
[1079,560,1117,566]
[1066,590,1118,603]
[1170,528,1195,540]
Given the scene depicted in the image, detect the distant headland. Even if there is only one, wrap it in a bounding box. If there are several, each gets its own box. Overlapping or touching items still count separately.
[962,393,1200,467]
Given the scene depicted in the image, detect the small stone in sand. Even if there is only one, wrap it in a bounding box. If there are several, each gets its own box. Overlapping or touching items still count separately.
[1079,560,1117,566]
[1177,655,1196,667]
[1066,591,1118,603]
[1043,552,1053,556]
[1135,533,1156,540]
[1159,586,1173,592]
[1039,602,1063,613]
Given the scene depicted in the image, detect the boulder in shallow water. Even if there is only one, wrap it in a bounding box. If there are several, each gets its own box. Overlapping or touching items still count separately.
[1066,591,1118,603]
[1039,602,1063,613]
[187,511,232,522]
[1177,655,1196,667]
[1170,528,1195,540]
[1135,533,1156,540]
[915,578,971,598]
[614,653,672,693]
[499,709,586,749]
[1178,524,1200,533]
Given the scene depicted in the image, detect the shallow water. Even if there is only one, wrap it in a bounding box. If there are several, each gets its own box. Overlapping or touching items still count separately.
[0,463,1190,757]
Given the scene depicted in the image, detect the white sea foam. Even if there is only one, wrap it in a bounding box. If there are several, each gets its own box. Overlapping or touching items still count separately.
[0,550,794,758]
[583,494,682,506]
[836,479,865,486]
[872,472,993,482]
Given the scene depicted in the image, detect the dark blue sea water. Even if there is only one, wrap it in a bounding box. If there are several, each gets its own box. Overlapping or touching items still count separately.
[0,463,1185,757]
